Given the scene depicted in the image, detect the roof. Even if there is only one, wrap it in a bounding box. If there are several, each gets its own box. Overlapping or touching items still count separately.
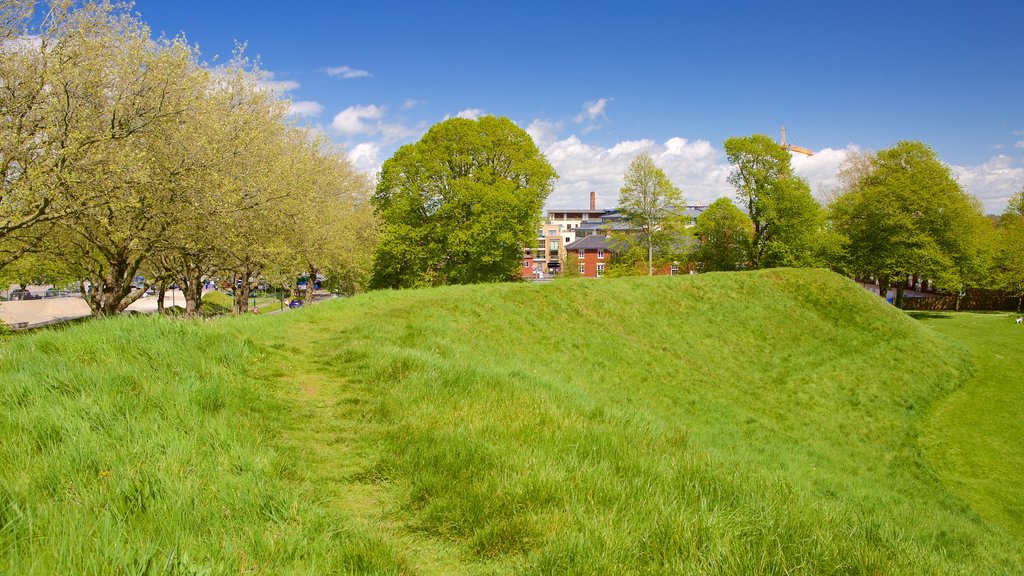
[565,235,615,251]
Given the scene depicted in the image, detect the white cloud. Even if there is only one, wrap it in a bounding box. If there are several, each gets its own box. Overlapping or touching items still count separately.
[347,142,381,172]
[255,72,299,94]
[456,108,483,120]
[791,145,860,200]
[287,101,323,118]
[525,119,562,149]
[326,65,372,79]
[952,155,1024,214]
[403,98,424,109]
[331,104,384,135]
[538,133,733,209]
[379,123,416,145]
[1014,141,1024,149]
[572,98,612,134]
[574,97,611,124]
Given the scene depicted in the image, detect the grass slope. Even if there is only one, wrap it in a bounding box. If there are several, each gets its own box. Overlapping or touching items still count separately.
[0,269,1021,574]
[915,312,1024,542]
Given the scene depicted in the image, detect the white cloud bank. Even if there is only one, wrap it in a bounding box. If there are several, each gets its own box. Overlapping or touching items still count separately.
[347,142,381,172]
[952,155,1024,213]
[531,131,1021,214]
[331,104,384,135]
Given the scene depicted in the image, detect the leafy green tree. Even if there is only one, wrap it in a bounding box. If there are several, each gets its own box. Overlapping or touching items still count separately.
[992,189,1024,311]
[561,251,582,279]
[43,8,206,316]
[617,154,687,275]
[371,116,556,288]
[831,141,988,307]
[723,134,823,268]
[692,198,753,272]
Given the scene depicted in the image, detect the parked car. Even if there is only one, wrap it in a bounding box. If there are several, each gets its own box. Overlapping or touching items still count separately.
[8,289,36,301]
[288,299,303,309]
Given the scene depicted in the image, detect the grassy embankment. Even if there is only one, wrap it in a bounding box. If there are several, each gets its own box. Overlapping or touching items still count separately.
[1,268,1022,574]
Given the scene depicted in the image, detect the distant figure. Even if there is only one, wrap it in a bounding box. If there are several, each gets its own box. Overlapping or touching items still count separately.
[1016,317,1022,324]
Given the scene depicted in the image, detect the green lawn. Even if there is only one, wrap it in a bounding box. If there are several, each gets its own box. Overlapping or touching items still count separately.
[915,311,1024,542]
[1,269,1022,574]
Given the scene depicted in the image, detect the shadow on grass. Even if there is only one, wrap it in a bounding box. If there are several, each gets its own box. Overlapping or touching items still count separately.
[906,311,953,321]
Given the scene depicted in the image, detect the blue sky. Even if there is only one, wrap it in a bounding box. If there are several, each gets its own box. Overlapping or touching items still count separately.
[134,0,1024,213]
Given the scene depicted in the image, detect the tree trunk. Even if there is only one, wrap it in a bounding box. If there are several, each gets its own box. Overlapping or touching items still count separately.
[156,282,166,312]
[79,255,150,317]
[1017,294,1022,313]
[895,284,905,309]
[232,270,251,314]
[183,273,203,318]
[305,266,317,302]
[878,279,891,302]
[648,240,654,276]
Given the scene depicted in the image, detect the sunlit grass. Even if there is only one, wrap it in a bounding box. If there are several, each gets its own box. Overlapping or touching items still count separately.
[916,311,1024,542]
[0,269,1021,574]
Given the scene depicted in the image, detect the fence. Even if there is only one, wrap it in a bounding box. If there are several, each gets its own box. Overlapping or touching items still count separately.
[901,289,1023,312]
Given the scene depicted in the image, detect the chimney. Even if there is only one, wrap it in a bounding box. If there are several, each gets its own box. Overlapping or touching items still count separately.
[590,191,596,211]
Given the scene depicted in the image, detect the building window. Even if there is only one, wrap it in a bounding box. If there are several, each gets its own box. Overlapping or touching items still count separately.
[597,263,605,277]
[597,249,604,259]
[579,263,585,274]
[550,240,559,250]
[578,249,584,258]
[565,237,570,244]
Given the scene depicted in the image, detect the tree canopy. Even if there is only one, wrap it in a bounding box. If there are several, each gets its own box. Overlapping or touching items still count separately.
[692,198,753,272]
[371,116,556,289]
[0,1,376,316]
[830,141,987,306]
[723,134,823,268]
[617,154,687,276]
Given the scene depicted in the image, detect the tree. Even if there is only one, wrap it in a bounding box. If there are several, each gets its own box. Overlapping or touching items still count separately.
[562,251,582,279]
[371,116,556,289]
[831,141,987,308]
[992,188,1024,311]
[723,134,823,268]
[692,198,753,272]
[617,154,687,275]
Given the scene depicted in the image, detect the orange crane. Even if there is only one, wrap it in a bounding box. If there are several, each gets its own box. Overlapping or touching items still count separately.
[780,125,814,156]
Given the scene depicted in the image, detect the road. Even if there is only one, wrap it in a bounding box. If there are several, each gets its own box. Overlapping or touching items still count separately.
[0,290,190,329]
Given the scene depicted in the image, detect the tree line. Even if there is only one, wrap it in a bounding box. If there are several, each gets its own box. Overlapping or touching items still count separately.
[613,136,1023,310]
[0,1,376,316]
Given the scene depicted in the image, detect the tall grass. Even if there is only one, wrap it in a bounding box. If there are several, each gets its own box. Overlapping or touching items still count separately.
[0,316,404,574]
[0,269,1021,574]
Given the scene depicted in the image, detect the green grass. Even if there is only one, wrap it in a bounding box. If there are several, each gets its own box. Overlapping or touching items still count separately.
[0,269,1021,574]
[914,312,1024,542]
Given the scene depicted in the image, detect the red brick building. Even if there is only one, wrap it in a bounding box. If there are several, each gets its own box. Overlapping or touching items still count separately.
[565,235,614,277]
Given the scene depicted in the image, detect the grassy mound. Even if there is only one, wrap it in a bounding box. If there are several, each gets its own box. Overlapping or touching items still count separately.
[0,269,1020,574]
[199,290,234,316]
